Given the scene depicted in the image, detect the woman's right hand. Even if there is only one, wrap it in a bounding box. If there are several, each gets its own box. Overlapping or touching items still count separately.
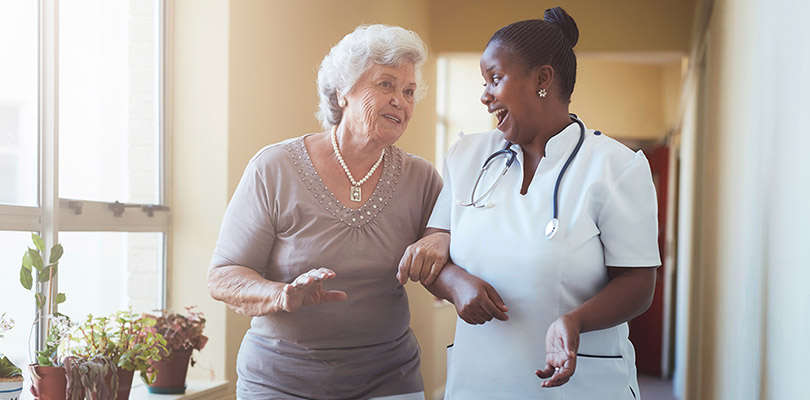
[274,268,348,312]
[450,273,509,325]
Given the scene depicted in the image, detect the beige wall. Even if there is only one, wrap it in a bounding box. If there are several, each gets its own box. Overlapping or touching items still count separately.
[682,0,810,399]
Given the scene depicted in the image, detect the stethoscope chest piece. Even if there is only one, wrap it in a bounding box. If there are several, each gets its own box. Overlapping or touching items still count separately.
[545,218,559,239]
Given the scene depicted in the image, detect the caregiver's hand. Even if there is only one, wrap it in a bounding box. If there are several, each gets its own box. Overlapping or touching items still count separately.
[450,272,509,325]
[397,229,450,285]
[274,268,347,313]
[535,314,580,387]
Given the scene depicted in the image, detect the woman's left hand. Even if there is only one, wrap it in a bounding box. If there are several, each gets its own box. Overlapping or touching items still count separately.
[535,314,581,388]
[397,230,450,285]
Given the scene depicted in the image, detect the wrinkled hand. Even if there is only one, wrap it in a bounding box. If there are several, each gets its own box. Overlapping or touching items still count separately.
[451,273,509,325]
[397,232,450,285]
[535,314,580,387]
[275,268,347,312]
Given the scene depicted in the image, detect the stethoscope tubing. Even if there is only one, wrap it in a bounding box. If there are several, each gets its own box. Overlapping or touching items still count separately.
[552,116,586,220]
[460,114,586,238]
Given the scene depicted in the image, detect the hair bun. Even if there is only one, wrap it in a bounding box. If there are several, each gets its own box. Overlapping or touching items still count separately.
[544,7,579,47]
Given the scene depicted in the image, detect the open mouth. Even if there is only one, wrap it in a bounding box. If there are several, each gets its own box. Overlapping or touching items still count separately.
[493,108,508,129]
[382,114,402,124]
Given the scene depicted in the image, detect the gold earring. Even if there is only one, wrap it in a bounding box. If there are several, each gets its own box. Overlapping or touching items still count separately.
[538,88,547,98]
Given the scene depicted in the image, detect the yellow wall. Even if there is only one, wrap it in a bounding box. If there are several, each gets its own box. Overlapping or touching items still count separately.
[427,0,696,53]
[572,57,681,141]
[169,0,230,382]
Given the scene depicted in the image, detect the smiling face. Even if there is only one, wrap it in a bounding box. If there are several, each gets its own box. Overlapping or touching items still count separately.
[480,42,546,144]
[341,62,417,145]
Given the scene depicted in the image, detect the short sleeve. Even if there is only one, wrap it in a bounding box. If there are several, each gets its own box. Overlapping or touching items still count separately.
[427,156,453,231]
[210,159,277,273]
[419,165,444,236]
[598,151,661,267]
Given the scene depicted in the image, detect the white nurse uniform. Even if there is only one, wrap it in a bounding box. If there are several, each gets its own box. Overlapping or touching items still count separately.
[428,120,661,399]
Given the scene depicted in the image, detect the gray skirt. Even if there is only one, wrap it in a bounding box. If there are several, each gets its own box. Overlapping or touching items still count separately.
[236,328,424,400]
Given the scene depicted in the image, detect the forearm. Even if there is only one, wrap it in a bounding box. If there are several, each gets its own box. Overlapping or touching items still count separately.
[422,262,468,303]
[566,267,657,333]
[207,264,286,316]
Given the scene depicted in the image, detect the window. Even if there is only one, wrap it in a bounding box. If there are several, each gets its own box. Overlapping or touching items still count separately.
[435,54,496,168]
[0,0,167,386]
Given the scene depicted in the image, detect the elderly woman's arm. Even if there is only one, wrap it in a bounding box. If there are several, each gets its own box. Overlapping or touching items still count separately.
[396,228,451,285]
[208,265,347,316]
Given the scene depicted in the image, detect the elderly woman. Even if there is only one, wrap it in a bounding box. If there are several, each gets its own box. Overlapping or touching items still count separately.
[208,25,442,400]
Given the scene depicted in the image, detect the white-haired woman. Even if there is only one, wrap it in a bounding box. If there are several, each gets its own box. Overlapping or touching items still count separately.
[208,25,442,399]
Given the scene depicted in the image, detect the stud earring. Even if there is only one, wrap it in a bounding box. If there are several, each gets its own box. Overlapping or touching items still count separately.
[537,88,547,98]
[339,98,347,107]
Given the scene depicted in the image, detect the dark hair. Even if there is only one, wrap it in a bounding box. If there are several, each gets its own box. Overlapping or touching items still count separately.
[488,7,579,102]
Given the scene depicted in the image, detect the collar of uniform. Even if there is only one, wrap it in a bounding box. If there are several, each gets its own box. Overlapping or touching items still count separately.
[510,119,585,165]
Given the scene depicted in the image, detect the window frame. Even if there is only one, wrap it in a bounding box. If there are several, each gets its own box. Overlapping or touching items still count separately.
[0,0,170,349]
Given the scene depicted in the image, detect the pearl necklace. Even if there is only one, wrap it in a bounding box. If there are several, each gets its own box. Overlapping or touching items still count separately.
[331,126,385,202]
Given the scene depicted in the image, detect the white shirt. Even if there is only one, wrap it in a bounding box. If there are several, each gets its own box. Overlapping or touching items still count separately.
[428,120,660,399]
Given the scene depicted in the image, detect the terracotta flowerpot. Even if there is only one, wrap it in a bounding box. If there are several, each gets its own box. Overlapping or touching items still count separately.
[116,367,134,400]
[29,365,66,400]
[147,349,192,394]
[0,376,24,400]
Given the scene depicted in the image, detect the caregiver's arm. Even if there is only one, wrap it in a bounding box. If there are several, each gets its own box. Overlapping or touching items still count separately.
[208,265,347,316]
[536,266,657,387]
[569,266,657,332]
[406,228,509,325]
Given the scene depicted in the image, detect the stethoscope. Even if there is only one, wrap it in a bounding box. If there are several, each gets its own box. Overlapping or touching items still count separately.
[458,114,586,239]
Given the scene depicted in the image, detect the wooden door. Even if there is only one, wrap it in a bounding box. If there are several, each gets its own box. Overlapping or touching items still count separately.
[628,145,669,376]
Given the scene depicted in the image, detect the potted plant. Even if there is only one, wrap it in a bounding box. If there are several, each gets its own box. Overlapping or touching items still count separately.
[63,355,117,400]
[29,314,71,400]
[70,309,166,400]
[0,313,23,400]
[143,308,207,394]
[18,233,68,400]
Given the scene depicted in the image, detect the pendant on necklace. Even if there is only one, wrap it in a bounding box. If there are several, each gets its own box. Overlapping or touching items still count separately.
[350,186,362,202]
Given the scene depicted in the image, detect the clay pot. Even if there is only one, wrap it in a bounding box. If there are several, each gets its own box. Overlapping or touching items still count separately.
[116,367,134,400]
[29,365,66,400]
[0,376,24,400]
[147,349,192,394]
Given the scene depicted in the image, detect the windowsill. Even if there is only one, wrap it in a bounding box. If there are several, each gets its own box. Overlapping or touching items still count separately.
[129,381,230,400]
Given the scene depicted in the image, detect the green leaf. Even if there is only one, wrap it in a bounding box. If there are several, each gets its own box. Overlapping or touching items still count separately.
[32,233,45,252]
[38,263,58,282]
[22,252,33,271]
[49,244,63,263]
[36,355,51,366]
[20,266,33,290]
[0,355,22,377]
[54,293,66,305]
[35,293,45,309]
[28,249,44,271]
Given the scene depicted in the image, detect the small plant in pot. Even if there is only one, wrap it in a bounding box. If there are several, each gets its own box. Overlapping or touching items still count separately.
[142,308,207,394]
[69,309,166,400]
[63,355,118,400]
[18,233,69,400]
[0,313,23,400]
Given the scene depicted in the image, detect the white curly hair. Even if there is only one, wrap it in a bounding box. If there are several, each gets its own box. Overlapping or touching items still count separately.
[316,24,428,129]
